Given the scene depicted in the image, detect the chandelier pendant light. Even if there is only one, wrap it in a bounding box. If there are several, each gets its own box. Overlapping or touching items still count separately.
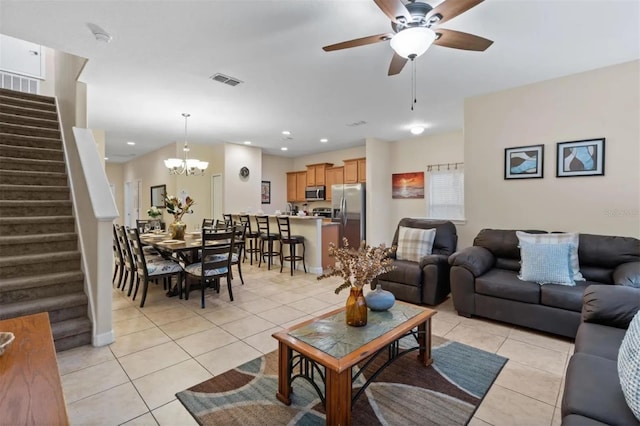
[164,113,209,176]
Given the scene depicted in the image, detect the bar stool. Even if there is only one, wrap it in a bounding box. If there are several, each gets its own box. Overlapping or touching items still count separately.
[277,216,306,275]
[240,214,260,264]
[256,215,280,270]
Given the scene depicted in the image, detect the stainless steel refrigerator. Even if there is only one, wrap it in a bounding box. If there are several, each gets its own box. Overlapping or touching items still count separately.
[331,183,365,247]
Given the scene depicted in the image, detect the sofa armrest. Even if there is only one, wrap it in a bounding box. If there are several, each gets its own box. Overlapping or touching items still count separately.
[582,284,640,329]
[448,246,495,277]
[419,254,449,268]
[613,261,640,287]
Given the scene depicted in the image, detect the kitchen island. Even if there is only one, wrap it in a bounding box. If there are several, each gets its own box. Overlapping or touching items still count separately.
[231,214,338,274]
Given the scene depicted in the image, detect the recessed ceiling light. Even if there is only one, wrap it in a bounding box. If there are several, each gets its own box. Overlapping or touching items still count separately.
[244,141,251,145]
[104,157,109,161]
[281,147,288,151]
[410,126,425,135]
[320,138,328,143]
[281,130,291,136]
[126,141,136,146]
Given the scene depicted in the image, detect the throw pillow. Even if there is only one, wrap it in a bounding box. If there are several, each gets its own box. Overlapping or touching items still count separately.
[518,241,574,285]
[396,226,436,263]
[618,311,640,421]
[516,231,585,281]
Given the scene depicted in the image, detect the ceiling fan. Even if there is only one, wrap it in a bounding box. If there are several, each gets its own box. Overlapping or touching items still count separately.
[322,0,493,76]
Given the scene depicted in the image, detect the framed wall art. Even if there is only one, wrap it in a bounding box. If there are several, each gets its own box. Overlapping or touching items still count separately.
[261,180,271,204]
[150,184,166,208]
[504,144,544,179]
[556,138,605,177]
[392,172,424,199]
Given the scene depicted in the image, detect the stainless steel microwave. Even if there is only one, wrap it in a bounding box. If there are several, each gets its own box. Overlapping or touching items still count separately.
[305,186,326,201]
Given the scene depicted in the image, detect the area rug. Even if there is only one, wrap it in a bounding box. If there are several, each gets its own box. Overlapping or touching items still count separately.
[176,335,507,425]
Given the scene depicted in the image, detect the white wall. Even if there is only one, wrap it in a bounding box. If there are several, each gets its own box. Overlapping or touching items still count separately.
[464,60,640,248]
[223,143,262,214]
[261,154,293,214]
[365,138,392,246]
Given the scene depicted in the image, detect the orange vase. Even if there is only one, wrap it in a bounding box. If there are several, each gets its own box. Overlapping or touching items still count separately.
[345,287,367,327]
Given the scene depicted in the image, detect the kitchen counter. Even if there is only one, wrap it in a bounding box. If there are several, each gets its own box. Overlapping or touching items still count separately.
[231,214,336,274]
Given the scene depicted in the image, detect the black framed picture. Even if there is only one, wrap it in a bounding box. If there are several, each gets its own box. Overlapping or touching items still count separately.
[261,180,271,204]
[150,184,166,208]
[556,138,605,177]
[504,144,544,179]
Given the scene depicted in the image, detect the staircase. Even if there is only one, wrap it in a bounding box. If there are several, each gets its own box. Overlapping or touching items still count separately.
[0,88,92,352]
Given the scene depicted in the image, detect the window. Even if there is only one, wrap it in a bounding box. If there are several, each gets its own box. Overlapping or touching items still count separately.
[428,167,465,221]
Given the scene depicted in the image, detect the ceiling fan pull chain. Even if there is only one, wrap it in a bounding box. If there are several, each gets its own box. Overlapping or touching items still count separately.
[410,59,415,111]
[414,59,417,106]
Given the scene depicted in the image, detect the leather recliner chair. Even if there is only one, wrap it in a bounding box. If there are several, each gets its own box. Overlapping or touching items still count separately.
[373,218,457,305]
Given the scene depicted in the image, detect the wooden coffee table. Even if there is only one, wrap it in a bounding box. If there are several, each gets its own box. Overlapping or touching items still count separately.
[272,301,436,426]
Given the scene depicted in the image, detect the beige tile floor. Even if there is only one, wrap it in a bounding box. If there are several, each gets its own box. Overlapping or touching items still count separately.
[58,262,574,425]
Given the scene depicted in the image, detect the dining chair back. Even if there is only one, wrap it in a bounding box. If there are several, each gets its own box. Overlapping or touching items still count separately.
[223,214,233,227]
[231,221,247,284]
[239,214,260,265]
[184,227,236,308]
[112,224,125,288]
[277,215,307,275]
[126,227,183,308]
[202,218,215,229]
[116,225,136,295]
[256,215,280,270]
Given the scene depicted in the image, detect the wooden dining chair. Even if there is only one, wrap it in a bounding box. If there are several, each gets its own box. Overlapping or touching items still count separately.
[183,227,236,308]
[116,225,136,295]
[231,221,246,284]
[112,224,125,288]
[202,218,215,229]
[126,227,183,308]
[223,214,233,227]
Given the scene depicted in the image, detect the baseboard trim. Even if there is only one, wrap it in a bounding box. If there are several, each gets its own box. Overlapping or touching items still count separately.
[93,330,114,347]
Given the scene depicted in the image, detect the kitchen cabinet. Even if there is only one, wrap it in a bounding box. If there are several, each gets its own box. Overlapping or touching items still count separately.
[286,172,297,202]
[344,157,366,183]
[306,162,333,186]
[325,166,344,201]
[296,171,307,202]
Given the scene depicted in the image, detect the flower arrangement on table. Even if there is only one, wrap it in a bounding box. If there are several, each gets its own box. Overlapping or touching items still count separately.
[318,237,395,295]
[164,195,195,222]
[147,206,162,219]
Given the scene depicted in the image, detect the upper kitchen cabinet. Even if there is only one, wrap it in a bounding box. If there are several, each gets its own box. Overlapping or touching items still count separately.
[306,163,333,186]
[325,166,344,201]
[343,158,366,183]
[286,171,308,202]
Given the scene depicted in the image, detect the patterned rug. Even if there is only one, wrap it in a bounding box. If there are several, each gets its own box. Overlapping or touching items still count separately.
[176,335,507,425]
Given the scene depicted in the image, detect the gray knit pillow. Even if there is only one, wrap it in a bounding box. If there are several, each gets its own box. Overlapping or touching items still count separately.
[618,311,640,421]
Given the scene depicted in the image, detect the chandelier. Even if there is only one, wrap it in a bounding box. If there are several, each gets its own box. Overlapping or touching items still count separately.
[164,113,209,175]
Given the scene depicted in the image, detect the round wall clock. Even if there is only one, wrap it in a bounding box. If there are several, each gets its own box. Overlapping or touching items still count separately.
[239,166,250,178]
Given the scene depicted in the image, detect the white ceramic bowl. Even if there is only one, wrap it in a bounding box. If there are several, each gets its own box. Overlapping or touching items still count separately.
[0,332,15,356]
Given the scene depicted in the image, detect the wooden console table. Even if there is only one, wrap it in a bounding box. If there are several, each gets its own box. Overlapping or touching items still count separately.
[0,312,69,425]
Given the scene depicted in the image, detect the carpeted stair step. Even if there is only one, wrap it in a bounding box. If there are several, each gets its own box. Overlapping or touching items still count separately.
[0,292,87,323]
[52,317,92,352]
[0,250,80,279]
[0,216,75,236]
[0,232,77,256]
[0,133,63,151]
[0,88,56,105]
[0,169,67,186]
[0,184,70,200]
[0,112,59,130]
[0,156,65,173]
[0,94,57,113]
[0,200,72,217]
[0,122,60,139]
[0,271,85,304]
[0,103,58,121]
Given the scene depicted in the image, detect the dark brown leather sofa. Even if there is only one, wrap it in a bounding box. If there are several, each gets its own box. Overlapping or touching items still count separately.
[561,285,640,425]
[448,229,640,338]
[373,218,457,305]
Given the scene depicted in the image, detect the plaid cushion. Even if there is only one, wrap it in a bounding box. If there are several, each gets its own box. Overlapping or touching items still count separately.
[618,311,640,421]
[518,242,574,285]
[516,231,584,281]
[396,226,436,262]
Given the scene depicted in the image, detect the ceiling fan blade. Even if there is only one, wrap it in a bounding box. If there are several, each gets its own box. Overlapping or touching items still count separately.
[434,29,493,51]
[373,0,411,23]
[323,33,393,52]
[427,0,484,25]
[388,53,408,76]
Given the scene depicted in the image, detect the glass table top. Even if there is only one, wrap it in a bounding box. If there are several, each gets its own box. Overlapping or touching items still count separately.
[288,303,428,359]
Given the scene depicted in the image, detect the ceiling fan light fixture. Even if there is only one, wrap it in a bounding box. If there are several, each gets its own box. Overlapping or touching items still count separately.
[410,126,425,135]
[390,27,436,59]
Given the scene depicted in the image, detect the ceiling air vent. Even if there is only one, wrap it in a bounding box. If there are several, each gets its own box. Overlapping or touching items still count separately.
[209,73,243,87]
[346,120,367,127]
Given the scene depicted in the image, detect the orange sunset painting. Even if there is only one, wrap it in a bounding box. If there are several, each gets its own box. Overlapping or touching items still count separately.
[392,172,424,199]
